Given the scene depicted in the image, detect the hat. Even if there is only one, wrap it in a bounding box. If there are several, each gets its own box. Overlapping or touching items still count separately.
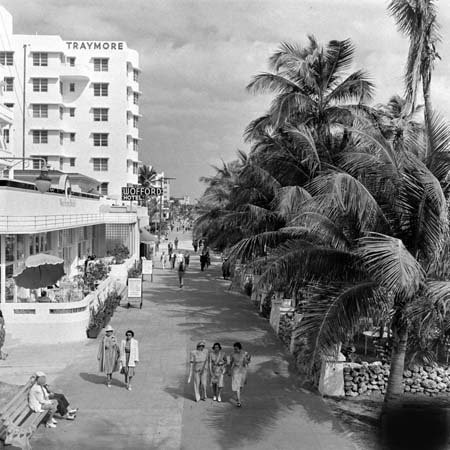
[35,371,46,378]
[197,341,206,347]
[105,325,114,332]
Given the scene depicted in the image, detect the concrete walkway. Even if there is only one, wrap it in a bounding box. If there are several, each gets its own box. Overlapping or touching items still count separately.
[2,236,359,449]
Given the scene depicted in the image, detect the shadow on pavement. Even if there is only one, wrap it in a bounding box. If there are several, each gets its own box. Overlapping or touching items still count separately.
[79,372,126,388]
[151,253,353,449]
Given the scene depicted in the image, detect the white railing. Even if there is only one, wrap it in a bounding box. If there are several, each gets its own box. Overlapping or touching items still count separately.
[0,213,137,232]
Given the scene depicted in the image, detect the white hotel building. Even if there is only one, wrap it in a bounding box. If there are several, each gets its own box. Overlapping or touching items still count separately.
[0,6,141,199]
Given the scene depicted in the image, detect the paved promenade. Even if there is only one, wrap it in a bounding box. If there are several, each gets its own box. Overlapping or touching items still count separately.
[1,236,359,449]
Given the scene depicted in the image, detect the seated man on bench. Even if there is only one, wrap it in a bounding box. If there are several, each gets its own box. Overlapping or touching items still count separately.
[28,371,58,428]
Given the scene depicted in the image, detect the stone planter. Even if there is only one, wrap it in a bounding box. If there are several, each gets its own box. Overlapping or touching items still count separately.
[86,327,101,339]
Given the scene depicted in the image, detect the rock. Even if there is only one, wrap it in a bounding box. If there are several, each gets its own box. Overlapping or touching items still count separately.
[403,370,412,378]
[404,385,411,392]
[405,378,414,385]
[424,366,434,373]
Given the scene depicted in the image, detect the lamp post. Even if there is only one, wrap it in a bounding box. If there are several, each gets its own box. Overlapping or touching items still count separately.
[157,176,176,247]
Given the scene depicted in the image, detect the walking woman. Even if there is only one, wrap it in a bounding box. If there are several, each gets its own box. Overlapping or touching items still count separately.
[209,343,227,402]
[97,325,120,387]
[229,342,251,407]
[120,330,139,391]
[188,341,209,402]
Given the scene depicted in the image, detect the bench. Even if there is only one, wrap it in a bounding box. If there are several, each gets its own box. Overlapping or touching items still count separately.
[0,376,48,449]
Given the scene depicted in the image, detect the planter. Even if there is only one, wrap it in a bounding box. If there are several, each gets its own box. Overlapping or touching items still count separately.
[86,327,101,339]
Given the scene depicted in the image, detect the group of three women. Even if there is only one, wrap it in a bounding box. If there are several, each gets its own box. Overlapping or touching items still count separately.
[188,341,251,407]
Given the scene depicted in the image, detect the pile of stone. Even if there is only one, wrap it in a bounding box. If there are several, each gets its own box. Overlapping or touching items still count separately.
[403,366,450,396]
[344,362,389,396]
[344,362,450,397]
[278,313,295,348]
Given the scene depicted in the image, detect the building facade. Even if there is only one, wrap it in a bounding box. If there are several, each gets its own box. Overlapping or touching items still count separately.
[0,6,141,199]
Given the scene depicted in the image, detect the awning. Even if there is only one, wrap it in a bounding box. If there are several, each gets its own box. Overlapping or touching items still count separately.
[140,228,157,243]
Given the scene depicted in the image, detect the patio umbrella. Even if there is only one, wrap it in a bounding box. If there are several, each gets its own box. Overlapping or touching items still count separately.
[13,254,65,289]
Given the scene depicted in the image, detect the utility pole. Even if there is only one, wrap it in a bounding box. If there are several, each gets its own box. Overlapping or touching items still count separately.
[22,44,27,170]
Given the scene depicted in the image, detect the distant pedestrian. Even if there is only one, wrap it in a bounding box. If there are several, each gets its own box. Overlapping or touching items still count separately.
[160,251,167,269]
[120,330,139,391]
[200,253,208,271]
[97,325,120,388]
[229,342,251,407]
[177,252,185,287]
[184,251,190,268]
[222,258,231,279]
[209,343,227,402]
[174,237,179,250]
[188,341,209,402]
[171,252,176,269]
[168,242,173,257]
[192,240,198,252]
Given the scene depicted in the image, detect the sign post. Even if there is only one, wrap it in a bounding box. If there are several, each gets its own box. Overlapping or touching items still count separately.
[127,276,143,309]
[121,185,163,202]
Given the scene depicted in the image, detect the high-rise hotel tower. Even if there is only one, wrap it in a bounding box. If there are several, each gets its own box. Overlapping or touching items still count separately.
[0,6,141,199]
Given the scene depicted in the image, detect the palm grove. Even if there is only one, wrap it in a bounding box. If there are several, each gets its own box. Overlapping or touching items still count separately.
[194,0,450,401]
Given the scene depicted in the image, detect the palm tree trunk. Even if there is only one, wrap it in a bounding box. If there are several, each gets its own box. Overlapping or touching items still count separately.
[385,315,408,402]
[423,73,433,161]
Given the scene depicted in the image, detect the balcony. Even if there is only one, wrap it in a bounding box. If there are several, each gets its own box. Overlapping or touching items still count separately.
[59,63,90,81]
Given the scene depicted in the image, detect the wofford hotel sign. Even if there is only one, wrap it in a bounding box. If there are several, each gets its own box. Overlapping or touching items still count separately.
[66,41,125,50]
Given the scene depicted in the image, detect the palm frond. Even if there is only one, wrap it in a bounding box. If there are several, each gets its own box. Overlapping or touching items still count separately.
[357,232,424,298]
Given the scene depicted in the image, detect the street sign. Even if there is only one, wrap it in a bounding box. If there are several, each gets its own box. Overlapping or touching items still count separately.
[122,185,163,201]
[142,260,153,275]
[128,278,142,297]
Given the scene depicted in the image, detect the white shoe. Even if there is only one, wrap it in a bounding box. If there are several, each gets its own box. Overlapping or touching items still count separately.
[213,396,217,401]
[46,422,57,428]
[51,418,58,424]
[217,396,222,402]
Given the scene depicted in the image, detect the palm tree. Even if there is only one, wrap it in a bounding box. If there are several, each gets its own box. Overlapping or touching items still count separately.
[231,117,450,401]
[388,0,441,156]
[138,164,158,208]
[246,37,375,165]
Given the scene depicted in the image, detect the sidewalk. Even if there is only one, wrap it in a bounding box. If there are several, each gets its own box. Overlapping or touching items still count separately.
[1,236,359,449]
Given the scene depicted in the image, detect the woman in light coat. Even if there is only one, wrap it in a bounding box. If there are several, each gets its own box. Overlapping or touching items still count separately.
[120,329,139,390]
[98,325,120,388]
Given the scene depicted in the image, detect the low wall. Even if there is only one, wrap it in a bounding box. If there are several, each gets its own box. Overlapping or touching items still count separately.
[343,362,450,397]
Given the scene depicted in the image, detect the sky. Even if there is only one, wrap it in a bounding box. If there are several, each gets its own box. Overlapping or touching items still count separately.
[2,0,450,199]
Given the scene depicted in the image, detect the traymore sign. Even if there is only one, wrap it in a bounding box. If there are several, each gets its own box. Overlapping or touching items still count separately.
[66,41,125,51]
[122,185,163,201]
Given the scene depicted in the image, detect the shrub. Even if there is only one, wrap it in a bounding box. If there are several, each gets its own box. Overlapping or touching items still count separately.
[128,260,142,278]
[110,244,130,264]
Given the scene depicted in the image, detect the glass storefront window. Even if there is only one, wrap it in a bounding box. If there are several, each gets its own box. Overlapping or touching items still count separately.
[16,235,25,261]
[6,235,16,262]
[5,264,14,302]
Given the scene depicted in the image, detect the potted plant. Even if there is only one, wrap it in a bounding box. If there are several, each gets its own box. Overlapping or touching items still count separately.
[110,244,130,264]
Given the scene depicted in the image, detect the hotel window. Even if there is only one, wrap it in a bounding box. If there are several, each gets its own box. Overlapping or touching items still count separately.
[70,133,75,142]
[32,104,48,118]
[4,103,14,108]
[59,107,63,120]
[0,52,13,66]
[4,77,13,92]
[59,81,63,94]
[133,115,139,128]
[59,157,64,170]
[93,83,108,96]
[93,58,108,72]
[133,92,139,105]
[32,78,48,92]
[69,83,75,92]
[133,162,139,174]
[93,107,108,121]
[133,139,138,151]
[93,158,108,171]
[32,157,47,169]
[68,57,76,67]
[59,132,64,145]
[33,52,48,66]
[99,183,108,195]
[69,107,75,117]
[133,69,138,82]
[69,158,75,167]
[3,129,9,144]
[93,133,108,146]
[32,130,48,144]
